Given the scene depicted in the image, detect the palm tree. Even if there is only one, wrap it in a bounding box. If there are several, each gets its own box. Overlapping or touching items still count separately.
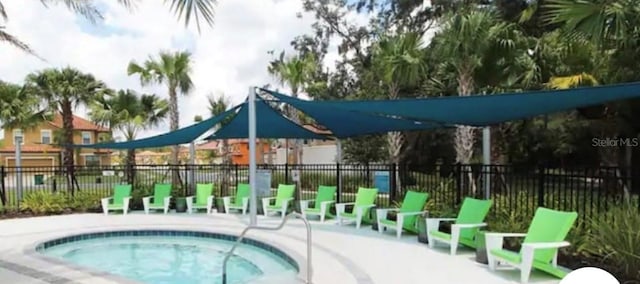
[543,0,640,47]
[372,32,427,191]
[128,50,193,168]
[0,81,47,130]
[207,93,231,195]
[432,9,518,164]
[23,67,108,192]
[1,0,217,56]
[89,89,169,183]
[267,52,317,164]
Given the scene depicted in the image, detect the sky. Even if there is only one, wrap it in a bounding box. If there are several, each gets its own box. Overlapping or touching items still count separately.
[0,0,368,141]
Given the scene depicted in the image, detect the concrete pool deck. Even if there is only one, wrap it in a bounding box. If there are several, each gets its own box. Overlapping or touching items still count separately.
[0,212,562,284]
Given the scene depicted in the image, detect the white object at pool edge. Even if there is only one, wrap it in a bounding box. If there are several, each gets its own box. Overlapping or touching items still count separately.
[560,267,619,284]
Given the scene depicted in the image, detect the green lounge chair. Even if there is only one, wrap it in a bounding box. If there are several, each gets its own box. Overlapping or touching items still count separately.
[262,184,296,219]
[222,183,250,215]
[300,185,337,222]
[376,190,429,238]
[426,197,492,255]
[336,187,378,229]
[143,183,172,214]
[186,183,215,214]
[486,207,578,283]
[101,184,132,215]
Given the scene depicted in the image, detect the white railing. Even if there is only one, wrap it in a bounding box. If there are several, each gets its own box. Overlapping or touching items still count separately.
[221,212,312,284]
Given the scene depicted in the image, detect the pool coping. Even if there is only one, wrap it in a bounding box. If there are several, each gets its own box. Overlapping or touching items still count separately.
[23,227,308,284]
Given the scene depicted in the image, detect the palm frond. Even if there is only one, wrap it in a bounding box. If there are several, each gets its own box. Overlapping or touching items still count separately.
[0,1,7,21]
[165,0,217,33]
[546,73,599,89]
[39,0,103,23]
[0,28,44,59]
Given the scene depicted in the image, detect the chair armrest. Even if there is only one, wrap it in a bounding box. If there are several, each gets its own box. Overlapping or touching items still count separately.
[262,197,276,206]
[522,241,571,250]
[355,204,375,216]
[397,210,428,217]
[335,202,355,215]
[485,233,527,238]
[451,223,487,229]
[101,197,113,202]
[485,233,528,252]
[376,208,400,221]
[319,200,335,206]
[425,218,456,223]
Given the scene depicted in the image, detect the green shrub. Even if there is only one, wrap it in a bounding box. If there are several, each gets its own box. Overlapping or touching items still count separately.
[585,205,640,280]
[20,191,68,214]
[131,184,153,210]
[67,192,103,212]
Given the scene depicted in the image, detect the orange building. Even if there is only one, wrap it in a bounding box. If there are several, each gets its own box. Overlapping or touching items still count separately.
[228,139,271,165]
[0,114,111,167]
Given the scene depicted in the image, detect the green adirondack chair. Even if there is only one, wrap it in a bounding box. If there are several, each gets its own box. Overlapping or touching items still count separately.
[222,183,250,215]
[426,197,493,255]
[336,187,378,229]
[143,183,172,214]
[186,183,215,214]
[262,184,296,219]
[376,190,429,238]
[486,207,578,283]
[300,185,337,222]
[101,184,132,215]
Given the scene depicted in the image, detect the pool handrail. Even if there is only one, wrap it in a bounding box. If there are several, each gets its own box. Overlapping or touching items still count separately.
[221,212,312,284]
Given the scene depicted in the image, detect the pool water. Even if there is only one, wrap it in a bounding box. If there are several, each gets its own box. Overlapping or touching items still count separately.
[41,236,297,284]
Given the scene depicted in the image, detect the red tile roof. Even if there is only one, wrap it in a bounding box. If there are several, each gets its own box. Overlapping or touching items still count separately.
[48,114,110,132]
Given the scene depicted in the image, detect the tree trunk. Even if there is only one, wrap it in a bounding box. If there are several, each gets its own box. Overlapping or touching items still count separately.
[61,100,76,194]
[168,86,180,187]
[387,83,404,192]
[290,89,301,165]
[455,68,477,194]
[454,70,476,163]
[125,149,136,185]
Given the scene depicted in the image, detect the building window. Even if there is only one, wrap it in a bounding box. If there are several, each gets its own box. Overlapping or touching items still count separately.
[41,130,52,144]
[81,131,92,145]
[85,155,100,167]
[13,129,24,145]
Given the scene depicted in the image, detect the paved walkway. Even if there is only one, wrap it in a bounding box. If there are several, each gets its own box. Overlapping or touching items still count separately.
[0,212,561,284]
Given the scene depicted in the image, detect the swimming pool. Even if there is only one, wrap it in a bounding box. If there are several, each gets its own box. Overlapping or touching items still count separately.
[36,230,299,284]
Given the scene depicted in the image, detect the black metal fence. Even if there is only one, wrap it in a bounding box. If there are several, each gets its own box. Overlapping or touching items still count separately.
[1,163,638,223]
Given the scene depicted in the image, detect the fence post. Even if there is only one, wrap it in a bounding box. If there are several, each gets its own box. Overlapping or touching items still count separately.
[52,178,57,193]
[285,163,289,183]
[455,163,462,206]
[537,164,546,207]
[234,164,239,187]
[0,166,6,206]
[389,163,397,203]
[336,163,341,203]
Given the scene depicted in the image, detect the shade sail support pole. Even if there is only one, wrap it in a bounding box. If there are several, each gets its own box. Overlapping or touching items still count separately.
[248,86,258,226]
[482,127,491,199]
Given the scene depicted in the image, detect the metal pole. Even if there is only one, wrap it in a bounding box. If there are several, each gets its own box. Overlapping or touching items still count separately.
[248,87,258,226]
[189,142,196,194]
[15,137,22,204]
[482,127,491,199]
[336,140,342,193]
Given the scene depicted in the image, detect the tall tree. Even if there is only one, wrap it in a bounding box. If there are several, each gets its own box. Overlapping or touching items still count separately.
[1,0,217,56]
[207,93,232,195]
[372,32,427,189]
[24,67,108,192]
[89,89,169,183]
[268,52,318,164]
[0,81,47,129]
[431,9,518,164]
[127,50,194,167]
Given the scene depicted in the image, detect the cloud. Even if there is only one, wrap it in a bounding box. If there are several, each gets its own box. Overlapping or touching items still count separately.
[0,0,329,140]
